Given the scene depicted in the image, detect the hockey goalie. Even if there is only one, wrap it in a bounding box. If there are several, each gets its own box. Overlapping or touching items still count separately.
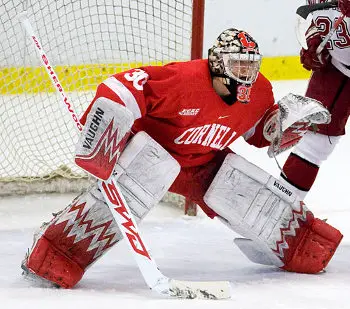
[22,28,342,289]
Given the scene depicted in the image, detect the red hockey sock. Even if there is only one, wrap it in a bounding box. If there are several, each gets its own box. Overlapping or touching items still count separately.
[282,153,319,192]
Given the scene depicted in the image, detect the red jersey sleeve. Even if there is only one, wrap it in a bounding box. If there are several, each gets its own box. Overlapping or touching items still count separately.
[242,73,276,148]
[80,68,150,125]
[80,64,181,125]
[243,104,279,148]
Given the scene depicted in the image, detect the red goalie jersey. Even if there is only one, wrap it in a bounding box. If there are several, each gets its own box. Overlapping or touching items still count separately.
[81,59,275,168]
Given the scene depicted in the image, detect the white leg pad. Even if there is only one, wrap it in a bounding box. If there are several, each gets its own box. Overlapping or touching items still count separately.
[204,153,309,267]
[113,131,181,220]
[233,238,274,265]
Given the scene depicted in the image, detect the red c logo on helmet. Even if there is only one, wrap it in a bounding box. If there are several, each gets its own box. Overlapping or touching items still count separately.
[237,32,257,51]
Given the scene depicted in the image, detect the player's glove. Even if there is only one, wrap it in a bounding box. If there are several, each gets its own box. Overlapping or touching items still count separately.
[300,22,330,71]
[339,0,350,17]
[263,93,330,157]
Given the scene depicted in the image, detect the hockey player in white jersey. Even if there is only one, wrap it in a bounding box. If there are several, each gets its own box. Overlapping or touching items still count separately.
[281,0,350,198]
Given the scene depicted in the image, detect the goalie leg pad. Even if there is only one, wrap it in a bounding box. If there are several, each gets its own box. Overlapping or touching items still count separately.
[113,131,180,221]
[75,97,134,180]
[204,153,342,273]
[22,132,179,288]
[281,218,343,273]
[22,186,123,288]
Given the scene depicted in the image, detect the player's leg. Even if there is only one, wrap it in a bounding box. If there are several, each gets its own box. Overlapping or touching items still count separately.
[281,132,341,199]
[281,65,350,198]
[169,148,232,219]
[22,185,121,288]
[203,153,342,273]
[22,131,180,288]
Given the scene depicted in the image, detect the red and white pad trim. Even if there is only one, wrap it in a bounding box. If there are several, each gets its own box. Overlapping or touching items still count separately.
[103,76,142,120]
[204,153,342,273]
[75,97,134,180]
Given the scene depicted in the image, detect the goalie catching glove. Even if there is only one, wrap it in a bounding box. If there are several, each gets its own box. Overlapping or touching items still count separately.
[263,93,330,157]
[204,153,342,274]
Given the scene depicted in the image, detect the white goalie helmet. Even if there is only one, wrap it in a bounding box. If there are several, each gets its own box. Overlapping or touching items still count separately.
[208,28,262,85]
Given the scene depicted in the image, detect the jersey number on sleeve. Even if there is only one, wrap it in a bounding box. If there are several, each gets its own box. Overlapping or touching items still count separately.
[124,69,149,90]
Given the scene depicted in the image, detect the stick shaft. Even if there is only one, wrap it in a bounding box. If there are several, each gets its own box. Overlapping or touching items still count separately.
[316,13,346,54]
[19,13,168,292]
[20,16,83,132]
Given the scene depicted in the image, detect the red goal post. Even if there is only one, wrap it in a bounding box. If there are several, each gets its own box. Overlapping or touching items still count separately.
[187,0,204,216]
[0,0,204,214]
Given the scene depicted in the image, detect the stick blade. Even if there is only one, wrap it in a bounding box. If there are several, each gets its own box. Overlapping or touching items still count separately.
[168,279,232,299]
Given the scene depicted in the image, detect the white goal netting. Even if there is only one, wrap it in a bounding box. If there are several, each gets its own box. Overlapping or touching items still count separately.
[0,0,196,205]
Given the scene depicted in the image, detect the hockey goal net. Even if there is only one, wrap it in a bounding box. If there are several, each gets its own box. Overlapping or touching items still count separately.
[0,0,204,212]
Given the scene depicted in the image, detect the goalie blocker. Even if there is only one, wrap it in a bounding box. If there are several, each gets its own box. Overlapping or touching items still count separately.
[204,153,342,273]
[75,97,134,180]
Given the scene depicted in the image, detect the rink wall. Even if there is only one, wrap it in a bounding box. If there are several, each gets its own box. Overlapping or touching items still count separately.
[204,0,310,80]
[0,55,310,95]
[1,0,311,95]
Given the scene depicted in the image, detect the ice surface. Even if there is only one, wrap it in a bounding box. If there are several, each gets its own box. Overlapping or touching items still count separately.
[1,80,349,308]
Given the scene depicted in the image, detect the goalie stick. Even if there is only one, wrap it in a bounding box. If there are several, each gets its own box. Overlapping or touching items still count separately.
[18,13,231,300]
[316,12,346,54]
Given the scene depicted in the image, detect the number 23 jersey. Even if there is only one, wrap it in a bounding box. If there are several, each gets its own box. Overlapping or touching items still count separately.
[308,0,350,67]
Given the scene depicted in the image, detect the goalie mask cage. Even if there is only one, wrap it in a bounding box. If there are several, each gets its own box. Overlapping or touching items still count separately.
[0,0,204,210]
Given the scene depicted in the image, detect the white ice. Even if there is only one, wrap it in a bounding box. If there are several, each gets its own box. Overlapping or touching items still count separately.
[1,80,349,308]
